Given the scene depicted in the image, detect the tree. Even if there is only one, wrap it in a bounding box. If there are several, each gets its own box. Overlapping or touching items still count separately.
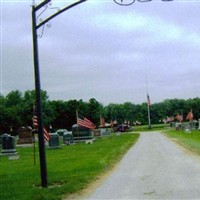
[1,89,200,134]
[86,98,103,126]
[49,100,69,130]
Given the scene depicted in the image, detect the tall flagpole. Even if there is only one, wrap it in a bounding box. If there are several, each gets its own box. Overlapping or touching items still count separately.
[145,68,151,129]
[147,94,151,129]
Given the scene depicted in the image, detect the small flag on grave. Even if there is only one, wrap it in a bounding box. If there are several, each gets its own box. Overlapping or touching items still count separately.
[76,111,96,129]
[32,115,50,142]
[186,110,193,121]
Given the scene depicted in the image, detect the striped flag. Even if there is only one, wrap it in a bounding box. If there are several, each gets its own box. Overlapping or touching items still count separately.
[77,113,96,129]
[43,127,50,142]
[147,93,151,106]
[32,115,50,142]
[186,110,193,121]
[167,116,174,122]
[175,114,183,122]
[33,115,38,127]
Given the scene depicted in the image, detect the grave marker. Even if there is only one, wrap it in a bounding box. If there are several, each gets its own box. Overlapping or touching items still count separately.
[49,133,60,149]
[18,126,34,145]
[1,133,17,155]
[63,132,74,145]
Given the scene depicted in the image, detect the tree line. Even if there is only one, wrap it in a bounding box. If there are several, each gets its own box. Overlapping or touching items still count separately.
[0,90,200,135]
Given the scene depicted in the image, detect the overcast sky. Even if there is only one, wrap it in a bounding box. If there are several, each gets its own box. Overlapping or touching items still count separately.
[1,0,200,105]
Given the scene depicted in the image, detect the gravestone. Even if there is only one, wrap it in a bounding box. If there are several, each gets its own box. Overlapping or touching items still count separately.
[72,124,93,141]
[49,133,60,148]
[93,129,101,137]
[100,128,111,136]
[56,129,68,136]
[192,120,198,130]
[170,122,175,128]
[1,133,17,155]
[175,123,182,130]
[18,126,34,144]
[184,122,192,133]
[63,132,74,145]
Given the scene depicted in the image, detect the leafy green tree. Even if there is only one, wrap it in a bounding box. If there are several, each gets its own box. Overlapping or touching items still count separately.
[0,95,8,133]
[86,98,103,126]
[1,89,200,134]
[5,90,22,107]
[1,91,23,134]
[49,100,69,130]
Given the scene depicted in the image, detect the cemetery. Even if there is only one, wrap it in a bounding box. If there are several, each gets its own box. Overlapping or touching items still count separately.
[1,88,200,199]
[1,0,200,198]
[0,121,134,156]
[173,120,200,132]
[1,119,200,200]
[0,132,139,200]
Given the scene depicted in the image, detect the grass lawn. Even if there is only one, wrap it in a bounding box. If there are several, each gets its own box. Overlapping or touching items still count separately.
[164,129,200,154]
[132,123,170,132]
[0,133,139,200]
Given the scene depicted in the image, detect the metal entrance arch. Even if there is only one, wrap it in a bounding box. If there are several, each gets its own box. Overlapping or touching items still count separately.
[114,0,173,6]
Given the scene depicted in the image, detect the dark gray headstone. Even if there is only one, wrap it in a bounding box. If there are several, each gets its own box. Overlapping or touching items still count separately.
[1,133,17,155]
[63,133,74,145]
[72,124,93,141]
[49,133,60,148]
[100,128,111,136]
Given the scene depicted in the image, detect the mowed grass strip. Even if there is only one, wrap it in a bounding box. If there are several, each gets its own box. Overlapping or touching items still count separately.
[132,124,170,132]
[0,133,139,200]
[164,129,200,154]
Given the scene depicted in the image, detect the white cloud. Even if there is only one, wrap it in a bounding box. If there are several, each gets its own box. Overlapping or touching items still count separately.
[92,11,200,46]
[92,12,148,32]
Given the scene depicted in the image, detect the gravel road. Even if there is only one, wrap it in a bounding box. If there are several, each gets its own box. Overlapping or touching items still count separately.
[84,132,200,199]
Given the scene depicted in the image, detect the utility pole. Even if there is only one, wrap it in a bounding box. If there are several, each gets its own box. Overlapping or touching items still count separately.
[31,0,87,188]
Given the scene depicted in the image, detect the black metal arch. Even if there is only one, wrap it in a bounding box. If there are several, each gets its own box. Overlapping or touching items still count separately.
[32,0,174,188]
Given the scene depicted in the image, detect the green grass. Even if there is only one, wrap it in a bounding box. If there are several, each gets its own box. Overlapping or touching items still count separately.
[0,133,139,200]
[132,123,170,132]
[164,129,200,154]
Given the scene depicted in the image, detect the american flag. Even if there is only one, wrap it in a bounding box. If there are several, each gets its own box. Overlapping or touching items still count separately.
[147,94,151,106]
[33,115,38,127]
[32,115,50,142]
[175,114,183,122]
[43,127,50,142]
[77,114,96,129]
[186,110,193,121]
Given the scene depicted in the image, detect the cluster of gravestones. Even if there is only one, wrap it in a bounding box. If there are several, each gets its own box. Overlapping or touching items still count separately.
[0,129,71,155]
[0,125,114,156]
[48,131,73,148]
[170,119,200,131]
